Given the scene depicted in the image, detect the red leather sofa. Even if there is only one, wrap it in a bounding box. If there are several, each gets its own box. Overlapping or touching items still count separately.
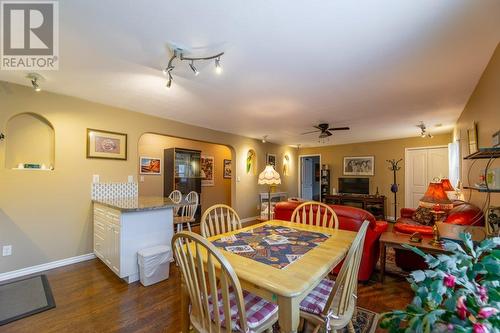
[274,201,388,281]
[393,200,485,270]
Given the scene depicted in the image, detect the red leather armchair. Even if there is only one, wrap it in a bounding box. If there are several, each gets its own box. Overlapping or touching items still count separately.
[274,201,388,281]
[393,200,485,270]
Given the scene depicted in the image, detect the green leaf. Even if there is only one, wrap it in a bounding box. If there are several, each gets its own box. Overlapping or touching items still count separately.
[411,270,426,283]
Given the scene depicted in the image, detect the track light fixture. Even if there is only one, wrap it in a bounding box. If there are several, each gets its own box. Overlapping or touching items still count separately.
[215,57,222,75]
[27,73,42,92]
[162,49,224,88]
[189,61,199,76]
[262,135,268,143]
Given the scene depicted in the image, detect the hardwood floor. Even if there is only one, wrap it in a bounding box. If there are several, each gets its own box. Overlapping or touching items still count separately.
[0,257,412,333]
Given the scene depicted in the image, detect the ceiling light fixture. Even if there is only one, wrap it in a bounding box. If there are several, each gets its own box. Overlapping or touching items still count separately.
[417,121,433,138]
[262,135,268,143]
[27,73,42,92]
[162,48,224,88]
[215,57,222,75]
[189,60,199,76]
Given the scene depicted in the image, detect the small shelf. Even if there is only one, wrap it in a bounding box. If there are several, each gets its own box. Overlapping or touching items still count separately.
[463,147,500,160]
[463,186,500,193]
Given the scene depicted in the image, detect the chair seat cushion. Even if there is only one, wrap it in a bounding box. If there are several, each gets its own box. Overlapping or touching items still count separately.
[208,288,278,330]
[299,278,334,315]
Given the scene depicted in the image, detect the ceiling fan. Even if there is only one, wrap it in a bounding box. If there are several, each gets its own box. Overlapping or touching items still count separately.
[301,123,350,139]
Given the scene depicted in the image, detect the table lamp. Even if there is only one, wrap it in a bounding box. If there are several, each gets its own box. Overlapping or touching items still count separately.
[258,165,281,220]
[441,177,455,200]
[419,181,453,246]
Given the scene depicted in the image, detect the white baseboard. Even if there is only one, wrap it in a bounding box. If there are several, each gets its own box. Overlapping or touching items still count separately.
[241,216,259,224]
[0,253,96,282]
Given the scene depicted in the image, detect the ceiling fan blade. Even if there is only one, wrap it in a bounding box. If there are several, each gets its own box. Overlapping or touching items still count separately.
[301,130,321,135]
[328,127,350,131]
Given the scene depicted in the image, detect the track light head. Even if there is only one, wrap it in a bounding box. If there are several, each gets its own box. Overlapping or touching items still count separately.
[189,61,199,76]
[162,65,175,76]
[215,57,222,75]
[0,133,4,141]
[165,73,173,88]
[32,79,41,92]
[262,135,268,143]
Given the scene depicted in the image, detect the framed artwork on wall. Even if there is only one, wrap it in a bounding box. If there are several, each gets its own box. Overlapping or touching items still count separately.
[467,122,478,155]
[140,157,161,175]
[266,153,277,169]
[246,149,256,175]
[343,156,374,176]
[223,159,232,179]
[86,128,127,160]
[201,155,215,186]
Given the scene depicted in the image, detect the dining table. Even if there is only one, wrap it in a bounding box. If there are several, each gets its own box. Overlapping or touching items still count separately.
[180,219,357,333]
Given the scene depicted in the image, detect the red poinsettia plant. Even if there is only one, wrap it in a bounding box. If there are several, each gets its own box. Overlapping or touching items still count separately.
[380,233,499,333]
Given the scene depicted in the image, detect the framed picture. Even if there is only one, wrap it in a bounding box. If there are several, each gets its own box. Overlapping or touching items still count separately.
[87,128,127,160]
[467,122,478,155]
[201,155,214,186]
[223,159,232,179]
[266,153,277,169]
[246,149,256,175]
[343,156,374,176]
[140,157,161,175]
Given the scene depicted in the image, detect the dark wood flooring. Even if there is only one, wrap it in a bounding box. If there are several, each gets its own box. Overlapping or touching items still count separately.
[0,222,413,332]
[0,258,412,333]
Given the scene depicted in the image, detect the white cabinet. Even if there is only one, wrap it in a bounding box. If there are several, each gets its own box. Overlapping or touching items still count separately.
[93,203,174,283]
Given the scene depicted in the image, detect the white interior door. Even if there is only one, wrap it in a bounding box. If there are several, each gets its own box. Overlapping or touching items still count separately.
[301,157,314,200]
[405,147,449,208]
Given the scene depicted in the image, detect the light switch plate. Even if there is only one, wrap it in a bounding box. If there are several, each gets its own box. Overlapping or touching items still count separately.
[2,245,12,256]
[140,176,145,182]
[92,175,100,183]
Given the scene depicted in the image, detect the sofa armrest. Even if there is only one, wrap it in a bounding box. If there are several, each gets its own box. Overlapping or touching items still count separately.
[400,208,416,218]
[374,220,389,234]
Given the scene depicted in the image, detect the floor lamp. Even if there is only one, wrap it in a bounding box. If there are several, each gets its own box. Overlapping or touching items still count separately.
[258,165,281,220]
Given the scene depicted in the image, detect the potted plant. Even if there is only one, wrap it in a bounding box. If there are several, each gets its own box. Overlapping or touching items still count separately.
[380,233,499,332]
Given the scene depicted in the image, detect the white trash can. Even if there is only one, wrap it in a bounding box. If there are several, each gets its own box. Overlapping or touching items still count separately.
[138,245,171,286]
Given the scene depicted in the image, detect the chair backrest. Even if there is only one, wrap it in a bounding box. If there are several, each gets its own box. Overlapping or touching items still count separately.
[172,231,248,332]
[169,190,182,204]
[290,201,339,229]
[186,191,199,205]
[201,204,242,238]
[323,220,369,319]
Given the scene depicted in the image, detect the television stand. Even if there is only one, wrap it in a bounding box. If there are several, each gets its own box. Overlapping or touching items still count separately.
[322,194,386,220]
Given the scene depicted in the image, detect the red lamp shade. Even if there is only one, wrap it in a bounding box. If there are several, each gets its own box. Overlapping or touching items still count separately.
[419,181,453,210]
[441,178,454,192]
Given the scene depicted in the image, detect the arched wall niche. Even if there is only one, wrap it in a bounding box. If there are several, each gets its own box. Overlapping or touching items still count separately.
[5,112,55,170]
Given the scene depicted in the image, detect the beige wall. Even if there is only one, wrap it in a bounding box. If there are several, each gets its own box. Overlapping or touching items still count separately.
[454,43,500,208]
[0,81,298,273]
[138,133,232,211]
[299,133,453,218]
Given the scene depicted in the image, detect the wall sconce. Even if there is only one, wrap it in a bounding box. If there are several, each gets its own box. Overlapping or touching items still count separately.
[0,133,4,141]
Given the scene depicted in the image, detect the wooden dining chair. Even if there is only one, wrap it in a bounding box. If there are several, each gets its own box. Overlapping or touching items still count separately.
[174,191,199,233]
[172,231,278,333]
[291,201,339,229]
[200,204,242,238]
[168,190,182,215]
[298,220,369,333]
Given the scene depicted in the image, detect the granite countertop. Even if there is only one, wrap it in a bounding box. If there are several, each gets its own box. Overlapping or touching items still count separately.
[92,196,178,212]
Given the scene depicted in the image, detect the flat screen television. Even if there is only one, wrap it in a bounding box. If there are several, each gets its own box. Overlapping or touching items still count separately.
[338,177,369,195]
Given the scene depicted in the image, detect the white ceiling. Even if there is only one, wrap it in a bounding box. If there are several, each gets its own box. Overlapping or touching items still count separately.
[1,0,499,146]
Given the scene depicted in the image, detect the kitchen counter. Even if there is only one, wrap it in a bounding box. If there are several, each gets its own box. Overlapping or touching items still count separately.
[92,196,177,212]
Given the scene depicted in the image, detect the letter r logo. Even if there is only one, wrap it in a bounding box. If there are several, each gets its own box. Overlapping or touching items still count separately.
[2,2,54,55]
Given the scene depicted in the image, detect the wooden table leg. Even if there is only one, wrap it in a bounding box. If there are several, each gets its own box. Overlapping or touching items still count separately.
[180,279,190,333]
[380,242,386,283]
[278,296,300,333]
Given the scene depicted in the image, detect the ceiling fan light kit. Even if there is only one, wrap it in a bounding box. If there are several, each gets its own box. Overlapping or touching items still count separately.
[162,48,224,88]
[302,123,351,142]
